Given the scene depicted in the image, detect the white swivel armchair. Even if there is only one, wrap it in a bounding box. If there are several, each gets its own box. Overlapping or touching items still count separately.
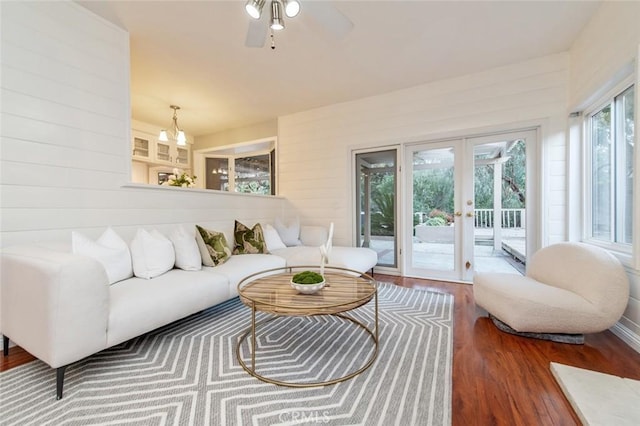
[473,242,629,342]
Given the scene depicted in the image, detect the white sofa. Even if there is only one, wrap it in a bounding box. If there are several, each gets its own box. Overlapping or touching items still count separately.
[0,223,377,399]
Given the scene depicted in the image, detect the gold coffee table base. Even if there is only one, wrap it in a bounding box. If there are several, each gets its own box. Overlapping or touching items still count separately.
[236,310,378,388]
[235,267,379,388]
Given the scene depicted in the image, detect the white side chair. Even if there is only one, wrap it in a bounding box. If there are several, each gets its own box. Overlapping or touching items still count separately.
[473,242,629,343]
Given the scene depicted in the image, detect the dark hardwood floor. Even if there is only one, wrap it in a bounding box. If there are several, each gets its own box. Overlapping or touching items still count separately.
[379,274,640,425]
[2,274,640,425]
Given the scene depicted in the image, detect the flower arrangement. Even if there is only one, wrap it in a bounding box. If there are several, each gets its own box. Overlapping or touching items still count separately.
[163,168,197,188]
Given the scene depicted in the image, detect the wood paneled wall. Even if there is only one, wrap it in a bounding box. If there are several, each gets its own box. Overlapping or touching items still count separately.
[277,53,570,248]
[0,1,285,248]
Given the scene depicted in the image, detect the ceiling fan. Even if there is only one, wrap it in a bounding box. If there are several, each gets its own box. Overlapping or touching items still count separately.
[244,0,354,49]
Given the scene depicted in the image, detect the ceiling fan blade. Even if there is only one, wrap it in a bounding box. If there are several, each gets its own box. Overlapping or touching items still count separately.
[245,18,268,48]
[304,1,354,39]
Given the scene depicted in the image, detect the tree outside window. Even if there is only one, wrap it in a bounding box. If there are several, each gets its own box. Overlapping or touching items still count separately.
[587,85,634,246]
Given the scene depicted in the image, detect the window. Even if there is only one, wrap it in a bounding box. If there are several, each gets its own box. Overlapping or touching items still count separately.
[206,157,230,191]
[200,138,276,195]
[205,153,274,195]
[586,84,634,247]
[234,154,272,195]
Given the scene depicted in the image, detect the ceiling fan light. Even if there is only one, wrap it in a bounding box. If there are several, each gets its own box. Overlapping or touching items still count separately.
[159,130,168,142]
[270,0,285,30]
[283,0,300,18]
[271,20,284,31]
[245,0,265,19]
[176,130,187,146]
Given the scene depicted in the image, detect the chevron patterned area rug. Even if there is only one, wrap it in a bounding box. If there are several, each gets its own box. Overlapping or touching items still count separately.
[0,283,453,425]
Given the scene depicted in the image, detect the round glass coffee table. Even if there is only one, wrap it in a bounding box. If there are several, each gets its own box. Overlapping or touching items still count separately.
[236,266,378,387]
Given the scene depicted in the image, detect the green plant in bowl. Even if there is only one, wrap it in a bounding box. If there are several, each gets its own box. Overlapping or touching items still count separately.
[291,271,324,284]
[290,271,326,294]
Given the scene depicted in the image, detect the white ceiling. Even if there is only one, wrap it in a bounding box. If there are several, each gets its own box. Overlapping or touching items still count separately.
[77,0,601,137]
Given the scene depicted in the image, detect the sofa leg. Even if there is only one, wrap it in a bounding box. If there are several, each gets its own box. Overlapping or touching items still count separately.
[3,335,8,356]
[56,365,67,400]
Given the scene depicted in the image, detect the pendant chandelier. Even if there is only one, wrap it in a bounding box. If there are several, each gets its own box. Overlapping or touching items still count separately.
[159,105,187,146]
[245,0,301,30]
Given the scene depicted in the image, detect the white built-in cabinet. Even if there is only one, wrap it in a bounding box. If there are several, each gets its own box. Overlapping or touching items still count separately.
[132,134,151,161]
[132,130,191,169]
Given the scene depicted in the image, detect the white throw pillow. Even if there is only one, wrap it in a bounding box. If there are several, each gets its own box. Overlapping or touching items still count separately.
[130,229,176,279]
[263,223,287,251]
[169,225,202,271]
[72,227,133,284]
[274,217,302,247]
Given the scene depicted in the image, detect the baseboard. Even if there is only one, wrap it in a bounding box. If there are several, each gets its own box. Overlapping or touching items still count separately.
[611,322,640,354]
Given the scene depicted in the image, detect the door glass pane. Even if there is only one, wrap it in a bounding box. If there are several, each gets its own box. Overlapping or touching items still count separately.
[235,154,271,194]
[412,147,455,271]
[206,157,229,191]
[591,105,612,241]
[356,150,397,268]
[473,140,526,275]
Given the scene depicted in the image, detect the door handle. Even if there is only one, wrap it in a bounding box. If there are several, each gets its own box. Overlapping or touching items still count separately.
[466,212,474,217]
[454,212,462,217]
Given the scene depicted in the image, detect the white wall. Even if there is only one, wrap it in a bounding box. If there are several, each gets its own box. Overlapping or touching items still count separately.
[278,53,569,247]
[569,1,640,351]
[193,119,277,151]
[0,1,284,249]
[569,1,640,110]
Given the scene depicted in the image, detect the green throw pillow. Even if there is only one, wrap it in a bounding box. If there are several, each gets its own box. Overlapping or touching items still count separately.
[195,225,232,266]
[233,220,267,255]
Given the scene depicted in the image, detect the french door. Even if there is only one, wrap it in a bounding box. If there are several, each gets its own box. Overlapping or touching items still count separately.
[354,148,399,269]
[405,140,465,280]
[404,130,536,281]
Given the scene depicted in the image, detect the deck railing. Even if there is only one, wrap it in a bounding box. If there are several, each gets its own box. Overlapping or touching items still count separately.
[473,208,525,228]
[415,208,525,228]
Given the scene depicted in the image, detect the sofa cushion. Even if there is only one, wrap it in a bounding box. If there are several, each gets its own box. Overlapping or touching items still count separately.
[71,227,133,284]
[262,223,287,251]
[169,225,202,271]
[275,217,302,246]
[130,229,176,279]
[232,221,267,255]
[107,269,230,347]
[202,253,286,297]
[270,246,377,274]
[195,225,232,266]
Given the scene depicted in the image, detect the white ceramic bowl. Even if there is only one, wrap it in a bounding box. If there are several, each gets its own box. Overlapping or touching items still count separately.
[290,279,326,294]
